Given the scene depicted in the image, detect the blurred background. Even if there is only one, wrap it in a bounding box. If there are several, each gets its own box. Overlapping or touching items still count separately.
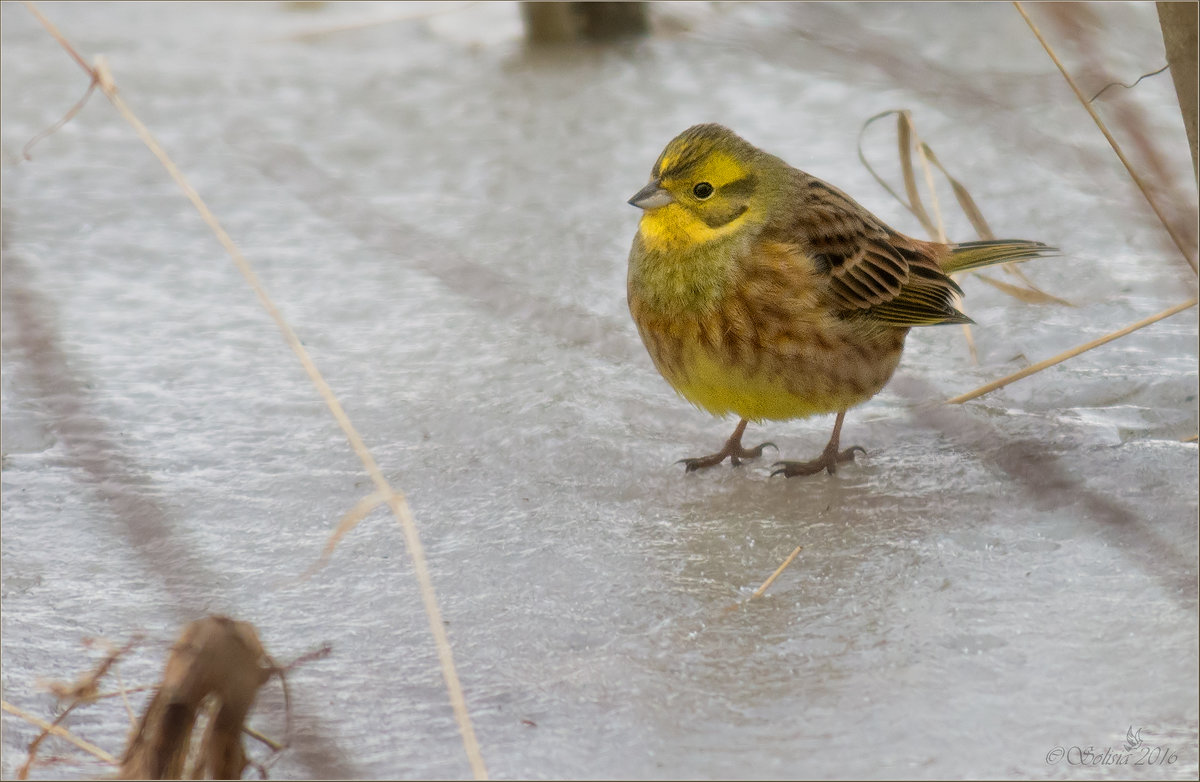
[2,2,1197,779]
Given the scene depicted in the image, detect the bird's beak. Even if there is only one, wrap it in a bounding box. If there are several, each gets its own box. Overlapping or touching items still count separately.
[627,180,674,210]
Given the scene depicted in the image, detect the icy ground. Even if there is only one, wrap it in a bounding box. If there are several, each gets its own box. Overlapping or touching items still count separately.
[2,2,1197,779]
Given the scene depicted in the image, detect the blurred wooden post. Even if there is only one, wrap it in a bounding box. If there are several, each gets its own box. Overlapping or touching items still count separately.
[521,2,648,43]
[1157,2,1198,181]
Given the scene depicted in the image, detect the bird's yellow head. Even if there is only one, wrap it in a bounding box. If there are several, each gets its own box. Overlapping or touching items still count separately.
[628,124,769,251]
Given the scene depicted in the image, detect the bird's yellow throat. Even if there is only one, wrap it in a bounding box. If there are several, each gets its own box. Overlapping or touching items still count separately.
[636,203,751,252]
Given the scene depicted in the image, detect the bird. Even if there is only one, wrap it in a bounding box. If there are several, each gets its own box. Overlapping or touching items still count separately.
[625,123,1054,477]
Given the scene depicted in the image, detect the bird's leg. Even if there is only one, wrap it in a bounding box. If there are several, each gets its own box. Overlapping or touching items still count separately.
[771,410,865,478]
[678,418,776,472]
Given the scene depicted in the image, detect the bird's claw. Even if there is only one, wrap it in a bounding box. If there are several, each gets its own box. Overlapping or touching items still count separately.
[748,441,778,457]
[677,441,777,472]
[676,456,715,472]
[770,446,865,478]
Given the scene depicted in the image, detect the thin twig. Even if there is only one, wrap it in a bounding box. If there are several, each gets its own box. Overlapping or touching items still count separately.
[82,685,155,701]
[20,636,141,777]
[907,117,980,363]
[21,78,97,160]
[751,546,804,600]
[974,271,1072,306]
[947,298,1198,404]
[897,113,938,237]
[1,700,119,767]
[1013,2,1197,273]
[1089,64,1170,103]
[298,490,388,582]
[958,312,979,364]
[259,651,291,771]
[858,110,914,217]
[19,2,90,72]
[21,4,488,778]
[113,669,137,728]
[859,109,1063,306]
[913,129,947,244]
[860,110,1073,362]
[244,726,285,753]
[16,700,84,779]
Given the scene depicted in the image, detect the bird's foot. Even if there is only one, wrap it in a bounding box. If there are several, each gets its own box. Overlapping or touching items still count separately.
[678,441,776,472]
[771,445,865,478]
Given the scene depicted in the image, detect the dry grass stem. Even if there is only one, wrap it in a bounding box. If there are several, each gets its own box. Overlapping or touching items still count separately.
[85,685,156,701]
[15,701,85,779]
[244,726,285,753]
[959,321,979,364]
[893,112,937,237]
[21,4,489,777]
[40,636,141,704]
[751,546,804,600]
[114,670,137,728]
[21,78,96,160]
[1182,434,1198,443]
[861,110,1012,245]
[911,133,1067,301]
[973,273,1072,306]
[15,637,141,778]
[913,133,948,244]
[299,490,388,581]
[280,642,334,673]
[1013,1,1198,274]
[905,133,983,362]
[250,642,334,769]
[859,109,1066,367]
[947,298,1198,404]
[1,700,119,768]
[923,145,995,240]
[905,115,981,361]
[992,262,1069,303]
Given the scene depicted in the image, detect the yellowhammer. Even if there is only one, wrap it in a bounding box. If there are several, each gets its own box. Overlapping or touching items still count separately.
[626,123,1053,477]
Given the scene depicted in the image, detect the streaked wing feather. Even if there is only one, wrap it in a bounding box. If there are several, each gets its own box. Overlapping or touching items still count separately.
[788,174,967,327]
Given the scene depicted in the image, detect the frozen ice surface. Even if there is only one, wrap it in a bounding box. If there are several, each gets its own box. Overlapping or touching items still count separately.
[2,1,1197,779]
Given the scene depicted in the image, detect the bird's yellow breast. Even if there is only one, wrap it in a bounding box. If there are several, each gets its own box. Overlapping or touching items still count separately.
[628,240,907,423]
[670,347,851,422]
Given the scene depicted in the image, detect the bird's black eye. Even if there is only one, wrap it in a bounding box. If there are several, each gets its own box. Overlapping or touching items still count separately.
[692,182,714,199]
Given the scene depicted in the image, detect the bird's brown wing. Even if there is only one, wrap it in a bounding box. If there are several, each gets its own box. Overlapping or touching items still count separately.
[784,177,971,327]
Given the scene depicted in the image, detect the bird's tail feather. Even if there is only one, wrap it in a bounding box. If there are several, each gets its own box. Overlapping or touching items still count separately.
[941,239,1056,274]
